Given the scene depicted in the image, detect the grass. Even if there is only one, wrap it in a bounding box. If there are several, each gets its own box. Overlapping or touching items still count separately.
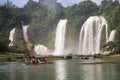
[0,52,120,62]
[0,53,24,62]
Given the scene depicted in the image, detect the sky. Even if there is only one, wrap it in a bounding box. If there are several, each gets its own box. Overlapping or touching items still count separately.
[57,0,102,7]
[0,0,119,8]
[0,0,29,7]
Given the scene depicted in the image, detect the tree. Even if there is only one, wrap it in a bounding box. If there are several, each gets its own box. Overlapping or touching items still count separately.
[64,0,98,33]
[24,0,64,48]
[0,39,9,53]
[103,41,117,53]
[99,0,120,30]
[0,1,28,53]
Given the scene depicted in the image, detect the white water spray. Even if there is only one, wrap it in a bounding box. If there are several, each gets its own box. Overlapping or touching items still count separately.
[8,28,16,47]
[54,19,68,56]
[34,44,48,55]
[78,16,108,55]
[22,25,29,42]
[108,29,116,42]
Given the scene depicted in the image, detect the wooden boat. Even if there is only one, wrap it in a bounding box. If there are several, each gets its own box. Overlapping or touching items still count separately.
[24,57,53,65]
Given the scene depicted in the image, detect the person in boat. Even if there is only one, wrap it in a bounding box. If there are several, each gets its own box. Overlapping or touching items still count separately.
[24,58,28,64]
[38,57,42,63]
[24,56,31,65]
[37,58,41,63]
[31,56,36,64]
[41,57,47,64]
[35,58,39,64]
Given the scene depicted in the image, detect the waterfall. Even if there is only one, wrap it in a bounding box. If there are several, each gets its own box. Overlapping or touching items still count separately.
[34,44,48,55]
[54,19,68,56]
[8,28,16,47]
[22,25,29,42]
[78,16,108,55]
[108,29,116,42]
[106,24,109,42]
[102,29,116,55]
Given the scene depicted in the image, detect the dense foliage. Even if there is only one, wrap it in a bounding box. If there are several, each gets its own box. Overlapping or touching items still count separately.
[24,0,64,48]
[0,1,28,53]
[65,0,99,31]
[0,0,120,53]
[99,0,120,53]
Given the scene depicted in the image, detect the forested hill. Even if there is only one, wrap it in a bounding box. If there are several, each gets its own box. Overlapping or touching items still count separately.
[24,0,64,46]
[0,0,120,53]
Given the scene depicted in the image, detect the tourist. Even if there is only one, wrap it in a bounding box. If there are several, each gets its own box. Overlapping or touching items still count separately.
[31,56,36,64]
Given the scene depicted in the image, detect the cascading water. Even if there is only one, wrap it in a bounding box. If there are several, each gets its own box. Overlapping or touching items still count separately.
[54,19,68,56]
[34,44,48,55]
[22,25,29,42]
[78,16,108,55]
[108,29,116,42]
[103,29,116,55]
[8,28,16,47]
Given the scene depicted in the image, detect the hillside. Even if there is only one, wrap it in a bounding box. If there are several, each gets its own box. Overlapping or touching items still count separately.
[0,0,120,55]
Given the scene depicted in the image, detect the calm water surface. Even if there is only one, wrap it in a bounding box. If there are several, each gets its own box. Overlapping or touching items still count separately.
[0,59,120,80]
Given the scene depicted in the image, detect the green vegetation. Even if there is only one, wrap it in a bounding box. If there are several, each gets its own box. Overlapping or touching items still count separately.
[99,0,120,30]
[103,41,117,52]
[24,0,64,49]
[0,38,9,53]
[0,0,120,55]
[0,53,24,62]
[64,0,98,31]
[0,1,28,53]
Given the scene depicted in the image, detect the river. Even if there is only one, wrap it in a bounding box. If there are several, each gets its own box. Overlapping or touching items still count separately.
[0,58,120,80]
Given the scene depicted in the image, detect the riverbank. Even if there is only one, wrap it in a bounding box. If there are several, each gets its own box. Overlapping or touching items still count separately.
[108,54,120,57]
[100,54,120,59]
[0,53,120,62]
[0,53,24,62]
[0,53,72,62]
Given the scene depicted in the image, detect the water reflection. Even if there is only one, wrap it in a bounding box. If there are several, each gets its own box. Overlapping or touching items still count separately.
[81,64,102,80]
[55,60,67,80]
[80,63,120,80]
[5,62,24,80]
[1,60,120,80]
[9,63,17,80]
